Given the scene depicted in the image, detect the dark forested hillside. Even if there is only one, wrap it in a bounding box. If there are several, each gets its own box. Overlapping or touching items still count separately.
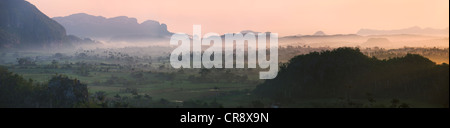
[254,48,449,107]
[0,0,99,49]
[0,0,67,48]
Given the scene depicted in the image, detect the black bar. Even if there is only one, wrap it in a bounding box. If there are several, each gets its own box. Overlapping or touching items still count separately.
[1,108,448,127]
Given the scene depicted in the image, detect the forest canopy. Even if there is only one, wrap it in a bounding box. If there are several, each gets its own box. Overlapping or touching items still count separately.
[0,66,88,107]
[254,48,449,107]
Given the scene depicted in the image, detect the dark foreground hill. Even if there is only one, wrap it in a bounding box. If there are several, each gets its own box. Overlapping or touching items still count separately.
[254,48,449,107]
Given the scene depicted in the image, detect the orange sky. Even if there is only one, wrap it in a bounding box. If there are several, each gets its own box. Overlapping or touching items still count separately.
[27,0,449,36]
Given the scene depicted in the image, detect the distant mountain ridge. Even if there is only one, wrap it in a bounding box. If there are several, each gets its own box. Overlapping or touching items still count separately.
[53,13,172,42]
[357,26,449,36]
[313,31,326,36]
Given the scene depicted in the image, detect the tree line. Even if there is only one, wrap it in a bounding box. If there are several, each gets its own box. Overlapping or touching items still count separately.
[254,47,449,107]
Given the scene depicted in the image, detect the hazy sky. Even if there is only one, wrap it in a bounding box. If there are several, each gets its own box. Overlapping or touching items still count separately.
[27,0,449,36]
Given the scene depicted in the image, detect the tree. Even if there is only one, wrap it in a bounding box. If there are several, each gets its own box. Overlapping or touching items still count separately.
[144,94,152,100]
[48,75,88,107]
[16,57,35,66]
[199,68,211,78]
[54,53,64,58]
[114,94,121,99]
[94,91,106,102]
[74,62,90,76]
[0,67,88,108]
[0,66,35,107]
[51,60,59,68]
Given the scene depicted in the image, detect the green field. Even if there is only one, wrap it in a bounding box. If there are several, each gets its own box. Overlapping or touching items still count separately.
[1,47,448,108]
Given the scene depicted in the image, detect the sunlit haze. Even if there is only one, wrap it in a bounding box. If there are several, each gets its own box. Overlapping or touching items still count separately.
[0,0,449,110]
[27,0,449,36]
